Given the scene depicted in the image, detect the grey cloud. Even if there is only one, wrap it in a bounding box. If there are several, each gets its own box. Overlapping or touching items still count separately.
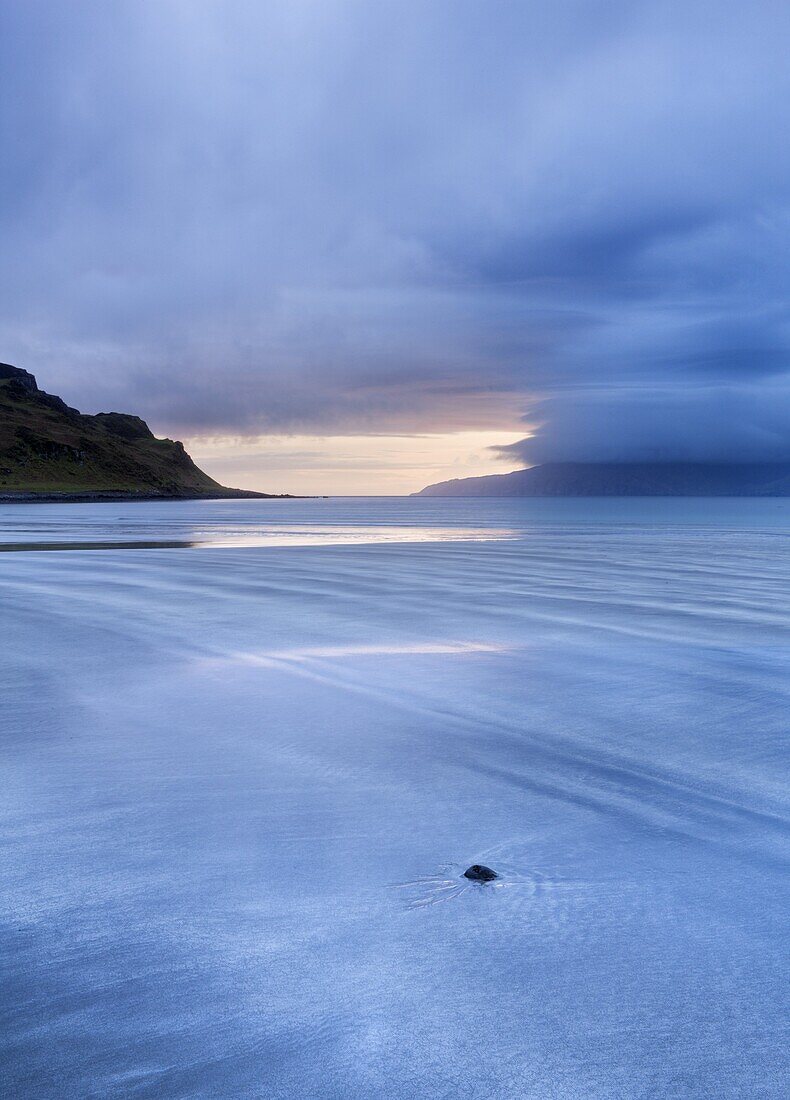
[1,1,789,456]
[498,384,790,464]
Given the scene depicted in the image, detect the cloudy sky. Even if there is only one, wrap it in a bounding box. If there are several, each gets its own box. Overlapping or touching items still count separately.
[2,1,789,493]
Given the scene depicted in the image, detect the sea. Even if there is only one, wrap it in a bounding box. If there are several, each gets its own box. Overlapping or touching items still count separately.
[1,497,788,1098]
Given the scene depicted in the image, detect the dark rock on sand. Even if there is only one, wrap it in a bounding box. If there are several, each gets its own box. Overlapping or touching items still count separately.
[463,864,498,882]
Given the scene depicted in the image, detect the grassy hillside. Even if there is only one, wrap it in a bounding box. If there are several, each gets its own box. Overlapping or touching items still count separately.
[0,364,266,497]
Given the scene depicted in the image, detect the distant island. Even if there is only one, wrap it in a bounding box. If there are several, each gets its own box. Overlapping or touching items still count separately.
[0,363,284,501]
[414,462,790,497]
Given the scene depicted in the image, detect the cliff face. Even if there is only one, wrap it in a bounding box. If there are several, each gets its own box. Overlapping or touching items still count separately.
[0,363,271,499]
[414,461,790,497]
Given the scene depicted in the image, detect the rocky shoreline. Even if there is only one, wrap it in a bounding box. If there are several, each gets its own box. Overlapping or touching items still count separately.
[0,489,292,504]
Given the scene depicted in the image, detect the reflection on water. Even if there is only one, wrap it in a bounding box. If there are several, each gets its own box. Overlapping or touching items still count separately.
[215,641,508,663]
[0,524,515,551]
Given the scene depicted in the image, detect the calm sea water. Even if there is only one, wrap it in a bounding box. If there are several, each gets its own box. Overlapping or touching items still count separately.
[1,498,788,1098]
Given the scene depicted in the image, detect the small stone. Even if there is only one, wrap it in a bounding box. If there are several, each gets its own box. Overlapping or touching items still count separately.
[463,864,498,882]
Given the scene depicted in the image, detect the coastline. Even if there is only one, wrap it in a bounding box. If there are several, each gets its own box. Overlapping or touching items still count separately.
[0,489,294,504]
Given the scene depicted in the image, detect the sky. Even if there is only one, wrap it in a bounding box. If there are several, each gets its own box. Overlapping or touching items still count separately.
[1,1,789,494]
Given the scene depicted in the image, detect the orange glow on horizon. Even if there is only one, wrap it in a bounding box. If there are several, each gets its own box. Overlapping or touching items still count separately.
[187,429,528,496]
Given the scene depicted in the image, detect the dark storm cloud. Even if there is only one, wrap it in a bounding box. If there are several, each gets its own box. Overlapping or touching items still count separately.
[1,0,790,457]
[496,384,790,465]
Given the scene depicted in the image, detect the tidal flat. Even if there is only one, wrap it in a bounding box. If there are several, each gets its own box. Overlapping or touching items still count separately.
[1,497,788,1098]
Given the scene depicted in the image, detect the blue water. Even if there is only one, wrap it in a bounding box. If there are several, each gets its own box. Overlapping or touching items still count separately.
[1,498,788,1098]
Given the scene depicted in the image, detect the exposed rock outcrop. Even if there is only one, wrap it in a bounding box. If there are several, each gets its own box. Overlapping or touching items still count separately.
[0,363,282,500]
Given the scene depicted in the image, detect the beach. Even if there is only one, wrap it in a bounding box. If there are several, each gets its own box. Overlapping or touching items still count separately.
[1,497,788,1098]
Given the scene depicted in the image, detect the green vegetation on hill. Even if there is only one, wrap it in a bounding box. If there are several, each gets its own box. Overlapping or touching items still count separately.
[0,363,270,498]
